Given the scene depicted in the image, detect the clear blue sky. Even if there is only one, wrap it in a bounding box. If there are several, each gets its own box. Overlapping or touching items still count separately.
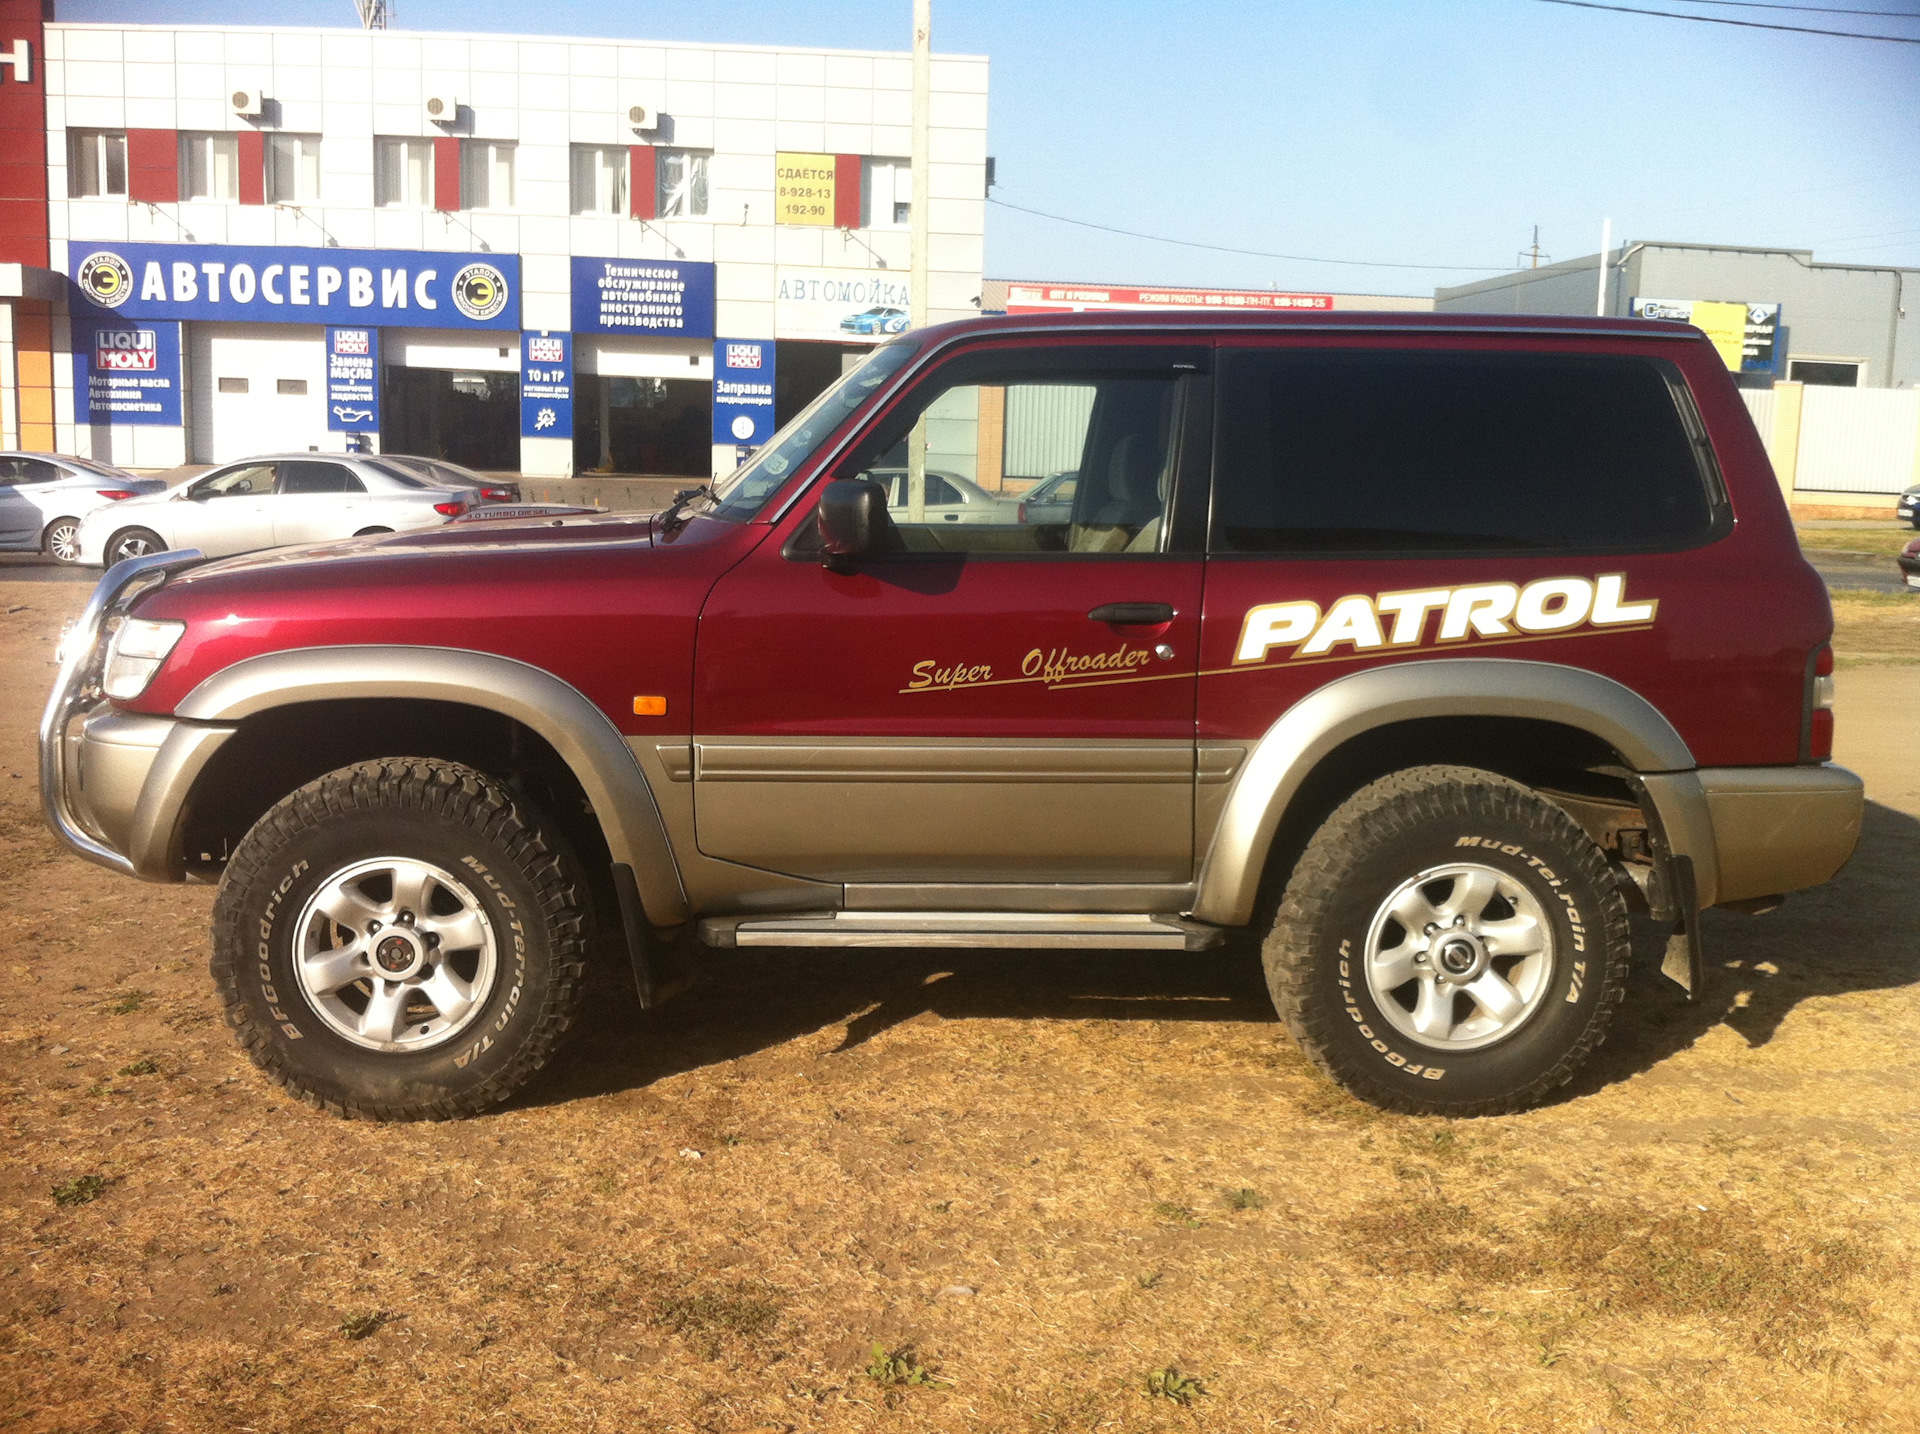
[61,0,1920,297]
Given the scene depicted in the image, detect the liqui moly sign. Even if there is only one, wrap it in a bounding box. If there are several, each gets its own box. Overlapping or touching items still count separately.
[93,328,158,370]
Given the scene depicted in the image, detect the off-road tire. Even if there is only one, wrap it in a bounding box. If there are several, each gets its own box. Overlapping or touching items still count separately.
[104,526,166,565]
[1264,764,1630,1117]
[211,759,590,1120]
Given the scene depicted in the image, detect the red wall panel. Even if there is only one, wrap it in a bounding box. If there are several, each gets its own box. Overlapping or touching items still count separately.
[0,0,49,265]
[629,144,656,220]
[126,128,178,204]
[237,128,265,205]
[434,136,461,211]
[834,154,862,229]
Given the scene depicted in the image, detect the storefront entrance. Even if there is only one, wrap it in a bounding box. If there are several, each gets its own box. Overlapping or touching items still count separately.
[382,367,522,470]
[574,376,710,477]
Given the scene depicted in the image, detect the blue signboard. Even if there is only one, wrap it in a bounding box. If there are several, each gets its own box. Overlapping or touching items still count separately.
[325,326,380,433]
[67,242,520,331]
[571,256,715,337]
[712,339,776,445]
[72,319,182,426]
[521,331,573,441]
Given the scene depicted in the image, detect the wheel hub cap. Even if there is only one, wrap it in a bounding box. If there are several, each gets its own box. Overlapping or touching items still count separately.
[374,933,421,977]
[1362,861,1557,1052]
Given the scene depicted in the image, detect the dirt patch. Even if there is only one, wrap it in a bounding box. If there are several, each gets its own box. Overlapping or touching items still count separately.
[1,579,1916,1433]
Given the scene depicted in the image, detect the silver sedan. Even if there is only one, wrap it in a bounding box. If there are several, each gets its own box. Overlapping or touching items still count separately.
[0,452,167,563]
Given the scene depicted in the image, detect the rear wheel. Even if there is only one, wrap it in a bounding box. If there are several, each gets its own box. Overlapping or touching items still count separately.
[104,527,166,565]
[42,518,81,564]
[1263,765,1630,1117]
[352,526,393,537]
[211,758,590,1120]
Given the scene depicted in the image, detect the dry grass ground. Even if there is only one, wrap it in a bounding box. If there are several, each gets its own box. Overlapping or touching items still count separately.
[2,579,1916,1434]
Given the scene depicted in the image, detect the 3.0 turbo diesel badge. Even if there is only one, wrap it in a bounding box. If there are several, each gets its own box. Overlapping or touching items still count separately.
[1235,575,1656,665]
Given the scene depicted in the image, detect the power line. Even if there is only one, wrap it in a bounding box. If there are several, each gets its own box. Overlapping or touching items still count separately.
[1530,0,1920,38]
[1669,0,1920,15]
[986,197,1508,274]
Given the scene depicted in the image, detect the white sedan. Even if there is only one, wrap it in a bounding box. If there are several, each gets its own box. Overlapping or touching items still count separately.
[76,454,479,566]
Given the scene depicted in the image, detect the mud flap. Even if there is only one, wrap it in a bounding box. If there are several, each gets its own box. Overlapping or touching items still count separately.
[610,861,656,1009]
[1658,854,1705,1001]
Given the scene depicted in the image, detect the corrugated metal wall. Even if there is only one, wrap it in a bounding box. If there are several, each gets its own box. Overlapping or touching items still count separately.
[1739,388,1777,465]
[1003,384,1096,479]
[1794,387,1920,494]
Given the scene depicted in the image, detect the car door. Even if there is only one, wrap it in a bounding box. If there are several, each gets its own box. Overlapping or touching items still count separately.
[693,340,1211,888]
[272,459,369,545]
[0,457,58,548]
[169,463,280,555]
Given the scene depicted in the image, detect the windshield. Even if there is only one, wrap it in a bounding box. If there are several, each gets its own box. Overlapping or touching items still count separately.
[706,341,916,521]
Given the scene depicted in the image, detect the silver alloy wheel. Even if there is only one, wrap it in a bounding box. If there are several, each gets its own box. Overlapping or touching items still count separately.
[110,533,156,561]
[45,521,80,563]
[1363,862,1555,1051]
[292,856,499,1053]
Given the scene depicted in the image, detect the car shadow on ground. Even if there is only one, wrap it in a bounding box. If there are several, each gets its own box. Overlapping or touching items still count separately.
[518,799,1920,1116]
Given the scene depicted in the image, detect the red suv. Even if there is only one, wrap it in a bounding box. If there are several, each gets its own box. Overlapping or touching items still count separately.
[42,311,1863,1120]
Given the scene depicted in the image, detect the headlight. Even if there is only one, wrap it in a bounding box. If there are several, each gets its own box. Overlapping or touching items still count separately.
[101,617,186,700]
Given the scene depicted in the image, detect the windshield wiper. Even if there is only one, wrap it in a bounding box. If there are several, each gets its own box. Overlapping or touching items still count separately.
[660,484,714,533]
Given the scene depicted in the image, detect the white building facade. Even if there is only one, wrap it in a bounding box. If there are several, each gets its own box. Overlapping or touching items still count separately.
[27,18,989,477]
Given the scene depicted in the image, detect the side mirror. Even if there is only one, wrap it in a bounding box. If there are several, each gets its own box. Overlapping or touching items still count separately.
[816,479,890,571]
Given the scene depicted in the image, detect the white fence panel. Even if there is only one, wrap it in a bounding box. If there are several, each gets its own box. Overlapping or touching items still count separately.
[1004,384,1097,480]
[1739,388,1777,464]
[1794,386,1920,495]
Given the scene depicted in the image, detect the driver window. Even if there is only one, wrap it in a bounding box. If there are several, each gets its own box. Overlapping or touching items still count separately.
[840,372,1180,556]
[191,463,277,499]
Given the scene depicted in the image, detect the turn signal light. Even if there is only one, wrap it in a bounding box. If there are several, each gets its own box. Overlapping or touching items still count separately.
[632,696,668,716]
[1807,643,1834,761]
[96,489,139,501]
[433,500,467,517]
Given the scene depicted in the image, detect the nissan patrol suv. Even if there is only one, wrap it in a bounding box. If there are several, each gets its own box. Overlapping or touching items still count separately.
[42,311,1863,1120]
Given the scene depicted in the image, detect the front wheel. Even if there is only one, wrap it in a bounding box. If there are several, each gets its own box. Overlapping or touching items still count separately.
[1264,765,1630,1117]
[42,518,81,564]
[104,526,166,565]
[211,759,590,1120]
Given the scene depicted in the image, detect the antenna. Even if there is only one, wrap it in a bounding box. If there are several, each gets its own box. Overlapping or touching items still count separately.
[353,0,390,29]
[1516,225,1549,271]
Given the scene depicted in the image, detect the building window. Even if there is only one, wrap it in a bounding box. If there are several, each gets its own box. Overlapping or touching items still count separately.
[657,148,708,217]
[69,130,128,198]
[1788,359,1862,387]
[375,137,433,207]
[461,140,516,210]
[179,132,239,201]
[265,134,323,204]
[571,145,628,216]
[864,157,911,229]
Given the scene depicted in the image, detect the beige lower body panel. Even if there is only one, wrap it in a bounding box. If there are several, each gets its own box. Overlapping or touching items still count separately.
[1698,763,1864,905]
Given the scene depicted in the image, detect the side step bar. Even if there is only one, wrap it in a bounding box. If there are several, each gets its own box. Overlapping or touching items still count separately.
[699,910,1225,951]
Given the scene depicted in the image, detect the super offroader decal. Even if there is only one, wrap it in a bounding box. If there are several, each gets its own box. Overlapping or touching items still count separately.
[1236,575,1657,665]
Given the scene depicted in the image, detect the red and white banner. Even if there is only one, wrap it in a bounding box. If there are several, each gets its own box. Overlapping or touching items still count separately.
[1005,283,1334,314]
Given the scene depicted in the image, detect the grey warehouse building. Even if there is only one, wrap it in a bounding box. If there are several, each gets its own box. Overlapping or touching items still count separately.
[1435,241,1917,391]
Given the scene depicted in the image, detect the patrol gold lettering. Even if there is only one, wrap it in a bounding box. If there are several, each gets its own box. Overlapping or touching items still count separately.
[1593,573,1658,625]
[1299,595,1385,656]
[1515,577,1594,632]
[1439,584,1518,641]
[1235,601,1321,663]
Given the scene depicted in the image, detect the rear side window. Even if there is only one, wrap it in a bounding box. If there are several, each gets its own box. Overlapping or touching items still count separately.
[1212,350,1724,556]
[279,461,365,495]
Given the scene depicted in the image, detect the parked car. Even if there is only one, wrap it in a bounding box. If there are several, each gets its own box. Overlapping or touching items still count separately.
[841,306,910,336]
[1016,469,1079,526]
[0,452,165,563]
[74,453,474,566]
[1897,484,1918,528]
[1899,534,1920,589]
[44,309,1862,1125]
[377,454,521,504]
[861,467,1024,525]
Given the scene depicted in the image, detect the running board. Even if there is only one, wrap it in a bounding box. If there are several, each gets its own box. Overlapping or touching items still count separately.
[699,911,1224,951]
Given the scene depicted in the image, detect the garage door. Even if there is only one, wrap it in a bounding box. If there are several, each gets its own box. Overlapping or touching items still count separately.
[188,324,330,463]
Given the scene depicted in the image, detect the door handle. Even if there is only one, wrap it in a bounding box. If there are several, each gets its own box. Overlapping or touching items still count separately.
[1088,602,1175,625]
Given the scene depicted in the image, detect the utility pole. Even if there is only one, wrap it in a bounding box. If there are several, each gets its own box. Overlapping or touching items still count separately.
[905,0,931,523]
[1516,226,1548,272]
[1595,217,1611,318]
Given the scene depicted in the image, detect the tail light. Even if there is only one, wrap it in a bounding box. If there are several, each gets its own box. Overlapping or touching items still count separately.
[1805,642,1834,761]
[478,485,518,502]
[96,489,139,501]
[433,500,467,517]
[1017,501,1028,525]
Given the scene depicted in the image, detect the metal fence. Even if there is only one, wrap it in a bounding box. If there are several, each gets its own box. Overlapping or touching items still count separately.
[1741,383,1919,498]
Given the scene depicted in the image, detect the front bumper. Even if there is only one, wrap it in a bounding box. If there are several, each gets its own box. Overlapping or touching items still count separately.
[39,549,218,879]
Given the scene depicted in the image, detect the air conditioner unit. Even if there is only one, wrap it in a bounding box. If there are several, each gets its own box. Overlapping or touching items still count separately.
[425,93,460,125]
[230,88,265,119]
[626,103,658,131]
